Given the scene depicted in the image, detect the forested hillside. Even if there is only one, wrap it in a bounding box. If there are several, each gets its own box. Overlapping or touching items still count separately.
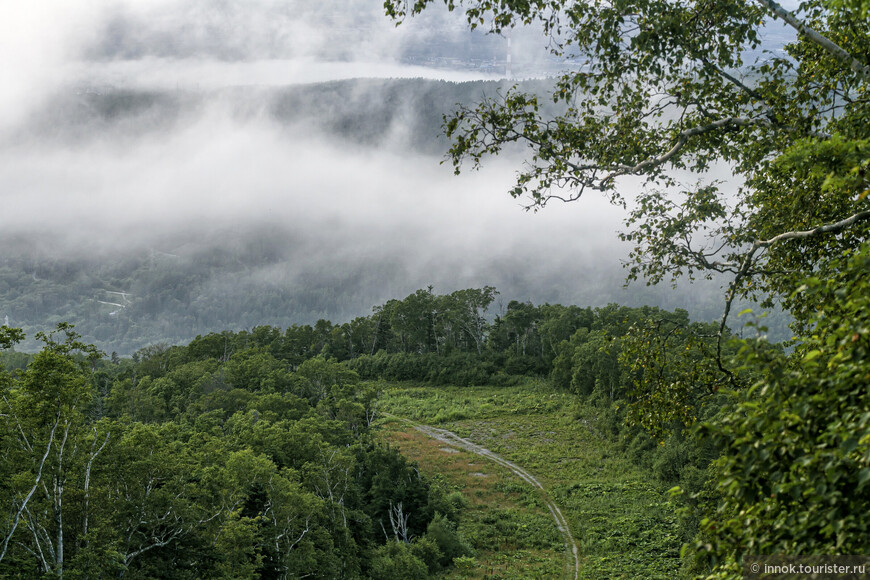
[0,231,777,357]
[0,324,475,579]
[0,291,763,578]
[2,256,867,578]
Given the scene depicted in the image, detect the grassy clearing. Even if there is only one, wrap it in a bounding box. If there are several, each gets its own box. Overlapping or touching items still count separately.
[377,380,682,579]
[379,419,565,579]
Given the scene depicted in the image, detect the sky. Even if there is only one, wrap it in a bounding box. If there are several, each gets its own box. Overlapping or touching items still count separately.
[0,0,788,335]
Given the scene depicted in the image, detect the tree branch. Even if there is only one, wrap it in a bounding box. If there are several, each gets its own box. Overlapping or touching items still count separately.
[714,207,870,379]
[0,413,60,564]
[83,430,110,539]
[753,208,870,248]
[602,116,767,185]
[2,395,33,453]
[757,0,870,82]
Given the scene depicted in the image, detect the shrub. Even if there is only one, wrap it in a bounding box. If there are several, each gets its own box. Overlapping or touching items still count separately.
[369,542,429,580]
[424,513,474,568]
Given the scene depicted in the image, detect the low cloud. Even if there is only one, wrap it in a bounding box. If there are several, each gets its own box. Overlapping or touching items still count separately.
[0,1,751,350]
[1,96,625,264]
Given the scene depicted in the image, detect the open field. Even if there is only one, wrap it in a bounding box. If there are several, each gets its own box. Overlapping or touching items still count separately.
[377,381,682,579]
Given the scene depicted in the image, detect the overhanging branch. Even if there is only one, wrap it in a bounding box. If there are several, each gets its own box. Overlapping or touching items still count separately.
[602,116,766,185]
[754,208,870,248]
[714,206,870,381]
[757,0,870,83]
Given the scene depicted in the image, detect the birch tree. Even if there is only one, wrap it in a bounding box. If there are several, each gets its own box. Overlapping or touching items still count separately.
[385,0,868,341]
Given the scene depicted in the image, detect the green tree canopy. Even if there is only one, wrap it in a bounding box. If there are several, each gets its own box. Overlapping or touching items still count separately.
[386,0,869,332]
[689,242,870,575]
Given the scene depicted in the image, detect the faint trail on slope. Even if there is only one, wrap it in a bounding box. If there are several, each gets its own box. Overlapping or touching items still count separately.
[386,414,580,580]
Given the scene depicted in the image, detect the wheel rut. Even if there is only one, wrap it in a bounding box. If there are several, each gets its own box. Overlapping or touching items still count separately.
[387,415,580,580]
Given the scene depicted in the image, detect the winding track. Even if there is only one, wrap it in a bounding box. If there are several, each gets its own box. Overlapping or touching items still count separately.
[387,415,580,580]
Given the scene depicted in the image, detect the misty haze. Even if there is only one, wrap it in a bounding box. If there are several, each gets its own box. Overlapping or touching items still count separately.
[0,0,750,354]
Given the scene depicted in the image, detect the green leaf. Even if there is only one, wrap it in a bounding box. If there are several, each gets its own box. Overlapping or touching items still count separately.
[804,350,822,362]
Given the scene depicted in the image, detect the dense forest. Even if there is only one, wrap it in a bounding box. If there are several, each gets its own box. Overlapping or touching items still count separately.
[0,322,476,579]
[0,288,756,578]
[2,263,863,577]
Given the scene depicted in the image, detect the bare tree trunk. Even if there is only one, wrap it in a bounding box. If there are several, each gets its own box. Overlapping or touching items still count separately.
[83,430,110,542]
[54,422,72,580]
[387,501,411,543]
[0,415,60,564]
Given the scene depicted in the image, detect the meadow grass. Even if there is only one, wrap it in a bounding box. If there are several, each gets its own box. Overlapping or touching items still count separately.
[377,380,682,579]
[378,419,565,579]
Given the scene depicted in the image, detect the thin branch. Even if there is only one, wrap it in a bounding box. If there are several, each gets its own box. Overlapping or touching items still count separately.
[22,504,50,573]
[703,58,768,103]
[715,254,753,387]
[122,527,185,567]
[697,59,835,139]
[2,395,33,453]
[754,208,870,248]
[83,430,110,539]
[286,519,311,552]
[603,116,766,185]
